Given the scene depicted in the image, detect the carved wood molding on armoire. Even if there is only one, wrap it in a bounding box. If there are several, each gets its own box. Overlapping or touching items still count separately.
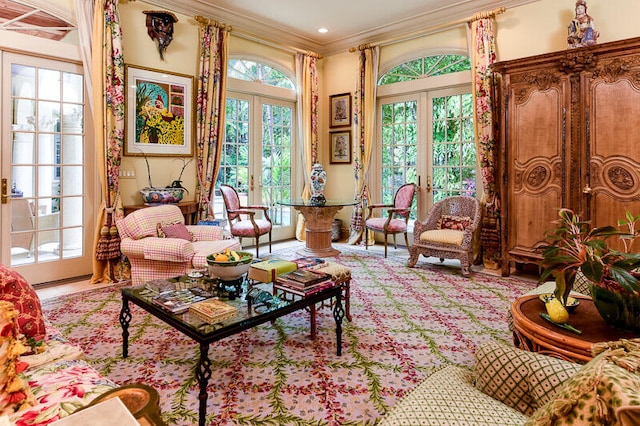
[493,37,640,277]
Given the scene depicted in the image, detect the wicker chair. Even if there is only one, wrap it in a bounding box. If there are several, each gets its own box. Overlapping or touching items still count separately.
[365,183,417,258]
[408,196,481,276]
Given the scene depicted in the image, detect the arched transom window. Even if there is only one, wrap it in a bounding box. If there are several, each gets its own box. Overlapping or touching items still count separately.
[227,59,294,89]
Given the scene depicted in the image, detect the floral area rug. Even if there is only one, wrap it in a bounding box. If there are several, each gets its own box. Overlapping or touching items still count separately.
[41,245,535,425]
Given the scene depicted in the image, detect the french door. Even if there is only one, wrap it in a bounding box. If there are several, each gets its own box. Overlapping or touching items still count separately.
[216,93,297,241]
[0,52,95,284]
[375,86,477,228]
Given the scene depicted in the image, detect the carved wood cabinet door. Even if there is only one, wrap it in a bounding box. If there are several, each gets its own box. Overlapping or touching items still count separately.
[494,37,640,275]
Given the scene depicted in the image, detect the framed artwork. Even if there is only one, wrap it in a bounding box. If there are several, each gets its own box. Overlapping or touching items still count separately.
[330,92,351,128]
[330,130,351,164]
[125,65,194,157]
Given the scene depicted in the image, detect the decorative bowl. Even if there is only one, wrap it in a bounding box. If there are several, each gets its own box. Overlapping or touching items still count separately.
[539,293,580,312]
[206,251,254,281]
[140,187,185,205]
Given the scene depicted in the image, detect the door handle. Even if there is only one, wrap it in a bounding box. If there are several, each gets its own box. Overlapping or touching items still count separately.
[1,178,8,204]
[250,175,254,192]
[426,176,432,192]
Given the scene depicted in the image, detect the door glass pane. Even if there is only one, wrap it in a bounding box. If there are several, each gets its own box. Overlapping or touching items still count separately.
[10,63,84,266]
[380,100,418,220]
[431,93,476,203]
[262,103,292,227]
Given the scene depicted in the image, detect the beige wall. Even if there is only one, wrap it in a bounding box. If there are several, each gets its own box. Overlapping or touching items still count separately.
[113,0,640,207]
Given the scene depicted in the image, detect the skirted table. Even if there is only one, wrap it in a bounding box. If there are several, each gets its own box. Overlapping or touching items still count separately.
[510,294,638,363]
[278,199,357,257]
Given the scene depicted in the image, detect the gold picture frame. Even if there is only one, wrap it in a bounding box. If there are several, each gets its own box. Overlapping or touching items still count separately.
[330,92,351,128]
[330,130,351,164]
[125,65,194,157]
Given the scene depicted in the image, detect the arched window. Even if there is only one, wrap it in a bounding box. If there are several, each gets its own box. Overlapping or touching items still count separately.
[227,59,295,89]
[375,54,476,223]
[379,54,470,85]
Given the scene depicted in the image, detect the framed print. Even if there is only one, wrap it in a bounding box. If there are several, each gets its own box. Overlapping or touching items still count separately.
[125,65,194,156]
[330,92,351,128]
[330,130,351,164]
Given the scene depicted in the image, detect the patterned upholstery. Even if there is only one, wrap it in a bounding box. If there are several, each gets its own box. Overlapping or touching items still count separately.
[365,183,417,257]
[379,364,528,425]
[0,264,46,340]
[117,205,240,285]
[408,196,480,276]
[220,185,272,258]
[474,341,581,416]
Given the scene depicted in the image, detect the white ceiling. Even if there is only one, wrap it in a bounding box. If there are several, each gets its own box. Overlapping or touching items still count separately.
[142,0,538,56]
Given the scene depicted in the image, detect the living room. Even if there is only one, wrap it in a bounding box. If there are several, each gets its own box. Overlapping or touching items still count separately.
[2,0,640,425]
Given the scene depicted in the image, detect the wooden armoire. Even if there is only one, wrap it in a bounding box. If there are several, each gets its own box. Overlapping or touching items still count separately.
[493,37,640,276]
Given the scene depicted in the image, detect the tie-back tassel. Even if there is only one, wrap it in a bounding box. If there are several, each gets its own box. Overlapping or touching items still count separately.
[595,394,610,424]
[551,397,576,416]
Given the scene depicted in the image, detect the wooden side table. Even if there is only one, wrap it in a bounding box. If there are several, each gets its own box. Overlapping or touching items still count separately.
[124,201,199,225]
[511,294,638,363]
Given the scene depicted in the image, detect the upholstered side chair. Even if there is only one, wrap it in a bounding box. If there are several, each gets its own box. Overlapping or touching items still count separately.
[219,184,272,258]
[365,183,417,258]
[408,195,481,276]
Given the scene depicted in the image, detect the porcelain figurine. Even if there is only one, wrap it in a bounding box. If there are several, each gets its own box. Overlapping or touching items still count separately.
[567,0,599,48]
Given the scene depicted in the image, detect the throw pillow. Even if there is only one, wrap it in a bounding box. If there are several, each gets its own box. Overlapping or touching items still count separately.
[437,215,471,231]
[157,221,194,241]
[0,264,46,340]
[526,339,640,425]
[0,301,36,416]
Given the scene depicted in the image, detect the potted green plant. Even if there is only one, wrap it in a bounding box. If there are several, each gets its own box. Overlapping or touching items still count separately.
[539,208,640,332]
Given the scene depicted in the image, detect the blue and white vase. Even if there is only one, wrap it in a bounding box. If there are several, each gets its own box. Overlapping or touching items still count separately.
[309,163,327,205]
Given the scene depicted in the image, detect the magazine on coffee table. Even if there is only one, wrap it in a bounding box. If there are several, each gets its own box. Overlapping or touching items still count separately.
[152,288,215,314]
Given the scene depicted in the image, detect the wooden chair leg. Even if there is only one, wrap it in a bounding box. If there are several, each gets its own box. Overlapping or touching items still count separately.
[365,227,369,250]
[310,303,317,339]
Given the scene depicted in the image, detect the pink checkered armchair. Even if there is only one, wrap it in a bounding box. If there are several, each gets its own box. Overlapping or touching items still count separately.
[117,204,241,285]
[408,196,480,276]
[365,183,417,257]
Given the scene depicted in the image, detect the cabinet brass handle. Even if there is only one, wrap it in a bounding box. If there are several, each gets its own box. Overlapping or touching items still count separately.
[1,178,7,204]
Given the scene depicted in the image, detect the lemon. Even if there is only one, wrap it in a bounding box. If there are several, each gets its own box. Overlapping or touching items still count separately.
[545,298,569,324]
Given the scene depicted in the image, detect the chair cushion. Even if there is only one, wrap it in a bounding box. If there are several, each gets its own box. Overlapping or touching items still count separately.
[419,229,463,245]
[365,217,407,233]
[379,365,528,425]
[526,338,640,425]
[230,219,271,237]
[157,221,194,241]
[0,265,46,341]
[437,215,471,231]
[117,205,184,240]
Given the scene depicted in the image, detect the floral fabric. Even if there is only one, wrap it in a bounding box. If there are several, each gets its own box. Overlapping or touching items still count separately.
[0,265,45,340]
[471,16,501,267]
[437,215,472,231]
[195,23,229,221]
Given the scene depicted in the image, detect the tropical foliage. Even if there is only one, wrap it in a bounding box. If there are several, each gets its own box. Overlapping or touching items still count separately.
[539,208,640,304]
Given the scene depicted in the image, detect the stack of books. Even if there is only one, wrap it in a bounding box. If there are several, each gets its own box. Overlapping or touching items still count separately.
[189,299,238,324]
[275,268,333,296]
[151,288,215,314]
[248,258,298,283]
[292,257,326,270]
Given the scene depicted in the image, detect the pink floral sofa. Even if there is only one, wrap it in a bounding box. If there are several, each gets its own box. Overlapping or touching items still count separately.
[0,265,117,425]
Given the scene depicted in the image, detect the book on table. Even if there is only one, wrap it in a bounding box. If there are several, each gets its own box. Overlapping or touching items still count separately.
[248,258,298,283]
[291,257,326,270]
[189,299,238,324]
[274,279,335,297]
[276,268,331,289]
[151,287,215,314]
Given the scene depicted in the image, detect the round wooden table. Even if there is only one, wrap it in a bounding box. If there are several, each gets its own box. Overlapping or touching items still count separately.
[511,294,638,363]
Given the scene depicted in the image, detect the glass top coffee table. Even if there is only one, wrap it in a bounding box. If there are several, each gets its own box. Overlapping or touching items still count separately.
[120,276,345,426]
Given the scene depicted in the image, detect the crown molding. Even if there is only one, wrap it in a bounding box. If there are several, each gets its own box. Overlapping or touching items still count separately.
[139,0,539,56]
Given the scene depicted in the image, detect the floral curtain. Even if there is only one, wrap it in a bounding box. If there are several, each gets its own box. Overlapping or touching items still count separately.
[90,0,125,283]
[294,53,319,240]
[194,19,229,220]
[348,46,379,245]
[470,15,501,269]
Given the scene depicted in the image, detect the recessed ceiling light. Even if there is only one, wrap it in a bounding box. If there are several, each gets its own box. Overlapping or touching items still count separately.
[318,28,328,33]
